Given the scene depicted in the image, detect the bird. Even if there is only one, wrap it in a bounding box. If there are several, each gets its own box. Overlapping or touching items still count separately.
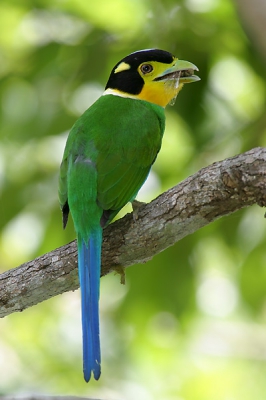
[58,49,200,382]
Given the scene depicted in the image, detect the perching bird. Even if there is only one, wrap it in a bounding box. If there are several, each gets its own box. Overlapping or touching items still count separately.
[59,49,199,382]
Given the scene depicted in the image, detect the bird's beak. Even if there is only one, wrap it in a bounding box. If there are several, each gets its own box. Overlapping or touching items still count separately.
[154,60,200,84]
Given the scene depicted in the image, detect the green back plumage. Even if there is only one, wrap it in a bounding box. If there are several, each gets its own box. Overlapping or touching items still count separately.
[59,94,165,233]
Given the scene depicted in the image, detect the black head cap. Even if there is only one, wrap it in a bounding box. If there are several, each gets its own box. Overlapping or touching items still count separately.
[105,49,175,95]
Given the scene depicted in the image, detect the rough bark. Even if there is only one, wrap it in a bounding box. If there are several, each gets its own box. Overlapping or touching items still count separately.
[0,147,265,319]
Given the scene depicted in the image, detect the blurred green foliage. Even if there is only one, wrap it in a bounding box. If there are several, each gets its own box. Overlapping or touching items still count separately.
[1,0,266,398]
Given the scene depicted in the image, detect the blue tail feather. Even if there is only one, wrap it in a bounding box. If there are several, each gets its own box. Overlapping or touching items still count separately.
[78,229,102,382]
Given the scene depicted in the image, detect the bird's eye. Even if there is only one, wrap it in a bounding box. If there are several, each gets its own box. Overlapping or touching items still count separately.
[140,64,153,74]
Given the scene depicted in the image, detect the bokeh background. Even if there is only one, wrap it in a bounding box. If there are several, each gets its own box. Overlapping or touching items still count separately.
[1,0,266,399]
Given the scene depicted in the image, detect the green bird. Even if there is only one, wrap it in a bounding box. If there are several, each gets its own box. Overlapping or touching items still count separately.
[59,49,199,382]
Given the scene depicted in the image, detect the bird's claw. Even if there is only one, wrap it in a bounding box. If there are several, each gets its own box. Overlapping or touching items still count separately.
[113,265,126,285]
[132,200,146,221]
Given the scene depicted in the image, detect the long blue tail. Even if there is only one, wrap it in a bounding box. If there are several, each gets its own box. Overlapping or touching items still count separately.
[78,229,102,382]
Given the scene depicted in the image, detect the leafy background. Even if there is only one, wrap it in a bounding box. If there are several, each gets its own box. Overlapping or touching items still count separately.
[1,0,266,399]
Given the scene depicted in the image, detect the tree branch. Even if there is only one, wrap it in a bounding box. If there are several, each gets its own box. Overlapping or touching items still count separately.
[1,147,266,318]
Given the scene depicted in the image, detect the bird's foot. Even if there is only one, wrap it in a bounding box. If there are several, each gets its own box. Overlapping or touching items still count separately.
[113,265,126,285]
[132,200,146,221]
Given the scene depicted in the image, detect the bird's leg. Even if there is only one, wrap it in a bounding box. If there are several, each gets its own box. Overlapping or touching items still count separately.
[113,265,126,285]
[132,200,146,221]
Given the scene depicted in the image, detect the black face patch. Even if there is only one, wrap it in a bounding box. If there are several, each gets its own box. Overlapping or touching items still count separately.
[105,49,175,95]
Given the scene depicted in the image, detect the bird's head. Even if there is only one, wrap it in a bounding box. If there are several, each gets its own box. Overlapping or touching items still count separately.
[104,49,200,108]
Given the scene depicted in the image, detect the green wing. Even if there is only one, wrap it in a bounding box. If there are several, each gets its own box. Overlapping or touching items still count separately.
[96,146,153,208]
[95,96,164,223]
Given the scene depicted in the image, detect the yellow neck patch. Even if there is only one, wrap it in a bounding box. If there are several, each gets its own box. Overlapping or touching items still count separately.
[137,80,184,107]
[103,83,184,108]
